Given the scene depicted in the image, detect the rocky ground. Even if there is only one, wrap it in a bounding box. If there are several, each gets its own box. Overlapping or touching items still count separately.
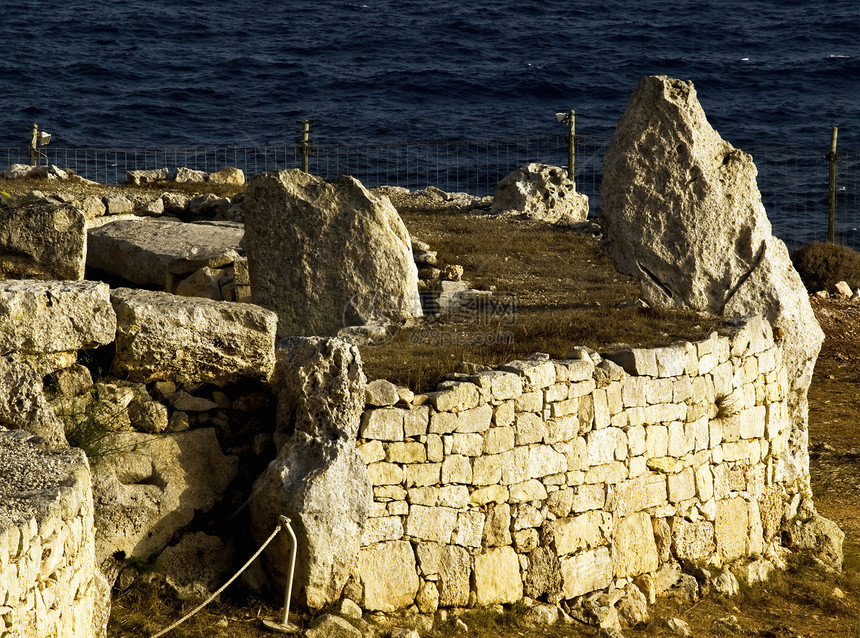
[107,295,860,638]
[3,175,858,637]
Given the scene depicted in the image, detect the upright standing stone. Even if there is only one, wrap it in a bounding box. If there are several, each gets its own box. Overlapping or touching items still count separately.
[600,75,826,523]
[250,337,371,611]
[243,169,422,338]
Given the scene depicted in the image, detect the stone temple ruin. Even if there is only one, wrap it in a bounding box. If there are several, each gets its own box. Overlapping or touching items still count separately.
[0,75,844,638]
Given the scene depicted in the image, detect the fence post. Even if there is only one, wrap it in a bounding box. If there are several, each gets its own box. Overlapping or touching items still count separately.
[827,127,839,243]
[297,120,312,173]
[567,109,575,182]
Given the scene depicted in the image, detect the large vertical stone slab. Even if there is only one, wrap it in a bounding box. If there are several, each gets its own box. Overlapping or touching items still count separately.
[243,169,421,338]
[599,75,825,511]
[250,337,370,611]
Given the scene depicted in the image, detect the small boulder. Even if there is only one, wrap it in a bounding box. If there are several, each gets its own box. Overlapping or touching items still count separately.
[305,614,362,638]
[491,163,588,224]
[126,168,169,185]
[174,167,207,183]
[155,532,235,601]
[208,166,245,185]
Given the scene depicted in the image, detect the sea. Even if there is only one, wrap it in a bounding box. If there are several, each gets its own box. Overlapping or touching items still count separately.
[2,0,859,246]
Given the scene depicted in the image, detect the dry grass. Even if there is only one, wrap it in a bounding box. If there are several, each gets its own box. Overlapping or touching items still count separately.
[0,176,243,200]
[361,210,724,391]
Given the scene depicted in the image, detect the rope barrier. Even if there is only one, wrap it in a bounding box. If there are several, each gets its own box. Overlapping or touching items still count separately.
[149,521,283,638]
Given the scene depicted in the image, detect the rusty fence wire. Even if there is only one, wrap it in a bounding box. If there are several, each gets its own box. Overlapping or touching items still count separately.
[2,139,858,252]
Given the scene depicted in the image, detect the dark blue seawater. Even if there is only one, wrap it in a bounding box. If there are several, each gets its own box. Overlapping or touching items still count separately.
[2,0,857,148]
[2,1,859,245]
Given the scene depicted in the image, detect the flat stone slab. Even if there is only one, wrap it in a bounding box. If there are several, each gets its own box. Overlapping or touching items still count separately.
[0,279,116,354]
[111,287,277,385]
[87,217,244,288]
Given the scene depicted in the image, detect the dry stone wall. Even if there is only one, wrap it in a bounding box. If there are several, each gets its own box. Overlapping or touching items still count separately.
[354,316,794,612]
[0,430,107,638]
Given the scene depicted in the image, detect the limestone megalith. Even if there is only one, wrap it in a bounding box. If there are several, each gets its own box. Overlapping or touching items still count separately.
[243,170,422,338]
[600,75,824,514]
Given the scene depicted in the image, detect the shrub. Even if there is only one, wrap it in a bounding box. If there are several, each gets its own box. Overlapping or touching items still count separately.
[791,242,860,293]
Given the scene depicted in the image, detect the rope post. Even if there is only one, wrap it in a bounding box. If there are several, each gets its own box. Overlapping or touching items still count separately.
[261,516,300,634]
[297,120,313,173]
[827,127,839,243]
[567,109,576,183]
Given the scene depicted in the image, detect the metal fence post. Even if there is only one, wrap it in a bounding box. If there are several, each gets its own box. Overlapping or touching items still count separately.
[827,127,839,243]
[568,109,575,182]
[297,120,312,173]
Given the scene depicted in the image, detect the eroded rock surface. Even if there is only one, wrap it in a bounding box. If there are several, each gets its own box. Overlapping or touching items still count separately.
[600,75,825,508]
[92,428,238,577]
[491,163,588,224]
[111,288,276,385]
[244,169,421,338]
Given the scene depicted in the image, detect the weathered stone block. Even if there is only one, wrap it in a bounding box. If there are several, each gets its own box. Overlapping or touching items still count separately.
[474,547,523,605]
[441,455,472,484]
[605,348,658,377]
[456,402,493,433]
[405,505,457,543]
[0,201,87,280]
[571,484,605,513]
[483,426,515,454]
[358,541,419,611]
[403,463,440,487]
[515,412,544,445]
[509,479,548,503]
[668,467,696,503]
[715,497,749,561]
[111,288,276,385]
[671,519,715,560]
[528,445,567,479]
[547,511,612,556]
[451,432,483,456]
[560,547,612,599]
[361,516,404,545]
[0,280,116,355]
[474,370,524,400]
[613,512,659,578]
[499,359,557,391]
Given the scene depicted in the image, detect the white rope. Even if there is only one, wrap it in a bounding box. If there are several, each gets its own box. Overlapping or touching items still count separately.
[149,522,282,638]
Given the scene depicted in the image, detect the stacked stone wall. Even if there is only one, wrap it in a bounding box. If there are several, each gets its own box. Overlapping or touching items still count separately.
[0,430,105,638]
[354,316,792,612]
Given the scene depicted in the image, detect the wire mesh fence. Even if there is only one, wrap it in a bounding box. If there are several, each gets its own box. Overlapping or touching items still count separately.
[2,139,857,252]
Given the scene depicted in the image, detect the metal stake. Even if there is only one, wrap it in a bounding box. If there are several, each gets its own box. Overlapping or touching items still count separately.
[262,516,300,634]
[567,109,576,182]
[827,127,839,243]
[297,120,312,173]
